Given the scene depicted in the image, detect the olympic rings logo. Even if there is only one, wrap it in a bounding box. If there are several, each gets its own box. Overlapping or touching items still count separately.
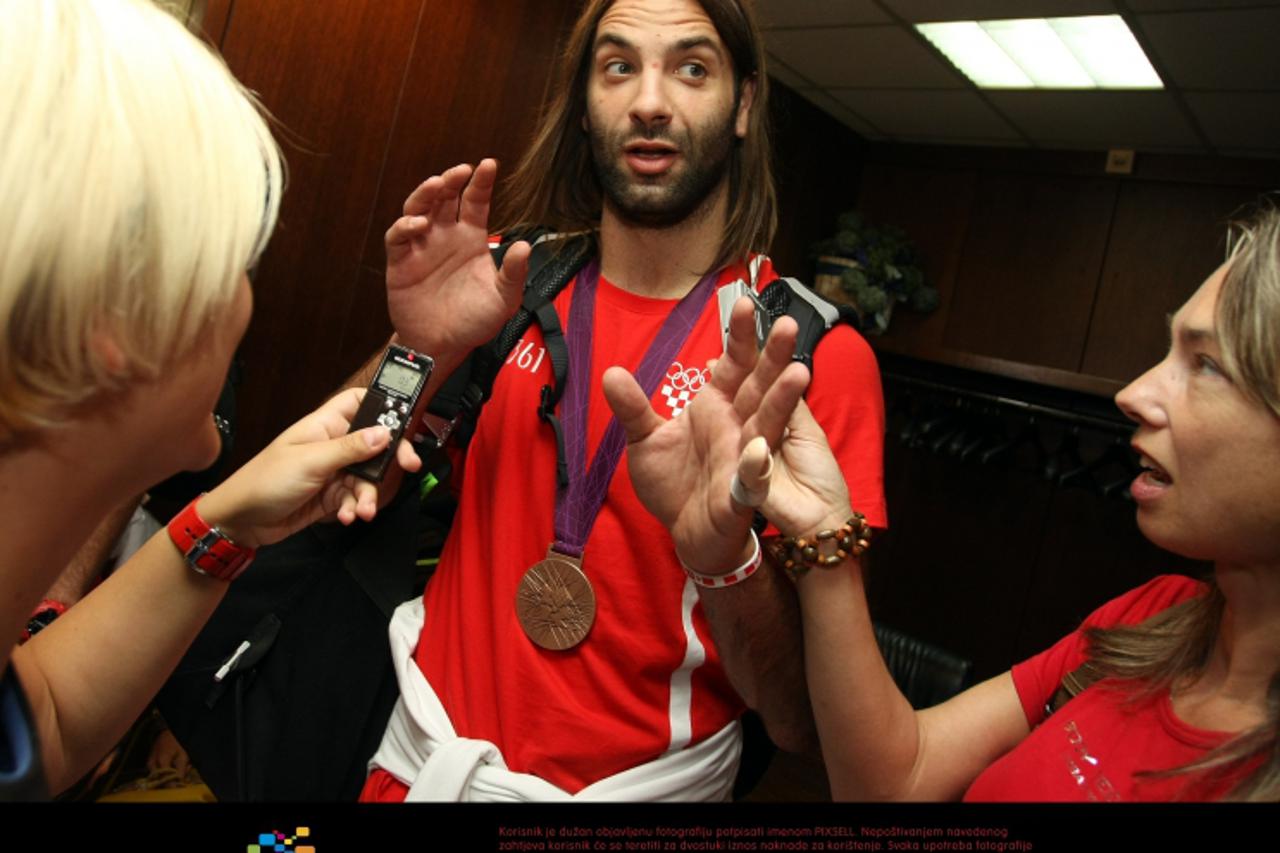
[665,361,708,393]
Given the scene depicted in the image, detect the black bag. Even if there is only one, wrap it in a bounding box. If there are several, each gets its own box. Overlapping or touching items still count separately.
[156,475,426,801]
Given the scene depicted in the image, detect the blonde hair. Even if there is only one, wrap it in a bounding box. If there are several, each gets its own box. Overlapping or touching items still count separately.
[0,0,283,445]
[1086,583,1280,801]
[1083,204,1280,801]
[1218,201,1280,418]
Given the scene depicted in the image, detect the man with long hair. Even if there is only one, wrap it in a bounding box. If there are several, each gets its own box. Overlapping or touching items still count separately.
[358,0,887,801]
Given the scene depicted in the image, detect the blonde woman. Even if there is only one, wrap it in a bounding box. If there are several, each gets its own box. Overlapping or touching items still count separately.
[607,206,1280,801]
[0,0,422,799]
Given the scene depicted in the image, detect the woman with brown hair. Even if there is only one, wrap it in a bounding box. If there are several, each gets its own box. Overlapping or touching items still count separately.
[606,205,1280,801]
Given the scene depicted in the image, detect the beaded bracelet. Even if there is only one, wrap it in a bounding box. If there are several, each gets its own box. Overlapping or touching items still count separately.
[767,513,872,581]
[680,530,763,589]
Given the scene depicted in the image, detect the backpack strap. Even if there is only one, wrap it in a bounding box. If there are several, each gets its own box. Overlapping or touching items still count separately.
[422,230,595,450]
[1044,660,1103,717]
[755,276,860,372]
[529,291,571,489]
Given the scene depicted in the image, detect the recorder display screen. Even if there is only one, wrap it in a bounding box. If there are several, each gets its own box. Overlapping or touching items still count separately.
[379,361,422,397]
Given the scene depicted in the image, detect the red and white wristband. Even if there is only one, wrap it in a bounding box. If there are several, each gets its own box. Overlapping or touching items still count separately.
[166,495,256,582]
[679,530,763,589]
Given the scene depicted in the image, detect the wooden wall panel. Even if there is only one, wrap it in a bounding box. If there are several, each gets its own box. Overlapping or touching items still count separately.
[768,86,867,278]
[200,0,231,45]
[868,432,1056,681]
[856,144,1279,394]
[856,164,976,353]
[359,0,578,269]
[942,172,1117,372]
[1081,182,1259,384]
[337,0,579,378]
[1014,487,1207,664]
[220,0,427,462]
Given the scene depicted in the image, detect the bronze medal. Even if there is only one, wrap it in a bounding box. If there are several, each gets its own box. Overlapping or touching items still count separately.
[517,262,711,652]
[516,548,596,650]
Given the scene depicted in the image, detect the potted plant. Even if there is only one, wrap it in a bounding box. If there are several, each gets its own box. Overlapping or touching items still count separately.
[811,211,938,334]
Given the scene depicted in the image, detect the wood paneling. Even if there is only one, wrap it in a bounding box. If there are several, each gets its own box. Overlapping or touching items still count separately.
[863,143,1280,189]
[868,425,1055,681]
[855,144,1278,393]
[221,0,427,462]
[943,172,1117,372]
[218,0,578,462]
[339,0,580,380]
[201,0,232,45]
[359,1,577,270]
[856,165,976,353]
[1081,182,1259,384]
[769,86,867,278]
[1014,486,1207,664]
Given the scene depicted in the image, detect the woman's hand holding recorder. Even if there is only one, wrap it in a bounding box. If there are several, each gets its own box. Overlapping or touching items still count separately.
[196,387,422,549]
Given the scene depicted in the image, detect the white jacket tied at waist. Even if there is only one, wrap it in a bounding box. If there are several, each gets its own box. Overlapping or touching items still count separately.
[368,597,742,801]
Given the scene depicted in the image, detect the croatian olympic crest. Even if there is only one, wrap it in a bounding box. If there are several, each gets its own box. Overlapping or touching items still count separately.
[660,361,709,417]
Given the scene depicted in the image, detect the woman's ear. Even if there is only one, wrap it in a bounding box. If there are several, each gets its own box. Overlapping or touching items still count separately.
[89,330,129,377]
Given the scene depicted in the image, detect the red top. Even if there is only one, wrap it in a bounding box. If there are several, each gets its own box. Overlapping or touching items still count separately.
[965,574,1248,802]
[361,256,886,798]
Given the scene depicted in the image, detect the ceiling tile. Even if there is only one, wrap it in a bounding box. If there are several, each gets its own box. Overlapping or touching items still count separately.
[1218,148,1280,160]
[766,54,812,91]
[1184,92,1280,153]
[831,89,1021,140]
[1127,1,1280,10]
[1036,139,1204,154]
[910,135,1032,148]
[796,89,886,138]
[764,26,967,88]
[1138,8,1280,89]
[754,0,889,29]
[882,0,1116,22]
[985,91,1200,150]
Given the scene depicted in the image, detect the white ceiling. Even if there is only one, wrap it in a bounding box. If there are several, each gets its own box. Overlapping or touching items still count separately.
[758,0,1280,159]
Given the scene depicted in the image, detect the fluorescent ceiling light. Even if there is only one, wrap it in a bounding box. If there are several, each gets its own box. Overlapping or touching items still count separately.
[1051,15,1163,89]
[916,15,1163,90]
[916,22,1031,88]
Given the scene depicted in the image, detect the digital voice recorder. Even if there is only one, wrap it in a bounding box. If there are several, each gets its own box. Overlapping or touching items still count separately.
[344,344,434,482]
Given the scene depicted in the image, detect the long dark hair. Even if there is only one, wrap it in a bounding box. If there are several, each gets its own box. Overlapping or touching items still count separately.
[494,0,776,274]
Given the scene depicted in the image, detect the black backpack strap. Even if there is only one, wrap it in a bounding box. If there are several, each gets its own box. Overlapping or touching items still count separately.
[756,276,859,372]
[422,230,595,449]
[530,295,571,489]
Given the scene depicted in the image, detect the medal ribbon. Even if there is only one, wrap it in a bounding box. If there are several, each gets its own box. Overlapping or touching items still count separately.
[552,258,717,557]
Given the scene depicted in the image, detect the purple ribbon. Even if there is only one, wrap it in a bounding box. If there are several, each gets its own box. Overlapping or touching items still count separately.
[552,258,717,557]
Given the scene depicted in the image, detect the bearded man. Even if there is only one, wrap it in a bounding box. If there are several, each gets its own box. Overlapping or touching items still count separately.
[357,0,888,801]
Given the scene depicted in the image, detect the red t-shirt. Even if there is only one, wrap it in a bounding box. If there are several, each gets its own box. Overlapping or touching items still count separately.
[361,256,886,799]
[964,574,1244,801]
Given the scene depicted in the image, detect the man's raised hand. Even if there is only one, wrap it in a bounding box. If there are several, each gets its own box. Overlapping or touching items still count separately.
[385,159,531,361]
[602,299,810,576]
